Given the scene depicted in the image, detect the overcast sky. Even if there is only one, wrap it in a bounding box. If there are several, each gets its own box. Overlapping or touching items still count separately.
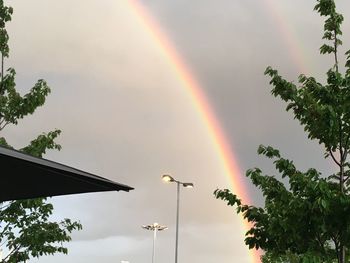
[2,0,350,262]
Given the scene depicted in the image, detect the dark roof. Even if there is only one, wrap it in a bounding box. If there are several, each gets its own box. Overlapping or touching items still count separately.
[0,146,133,202]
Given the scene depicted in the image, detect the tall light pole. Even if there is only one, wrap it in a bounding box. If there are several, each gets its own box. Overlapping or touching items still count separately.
[161,174,193,263]
[142,222,167,263]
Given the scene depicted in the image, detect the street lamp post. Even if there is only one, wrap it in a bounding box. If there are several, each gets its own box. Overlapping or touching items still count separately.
[142,222,167,263]
[161,175,193,263]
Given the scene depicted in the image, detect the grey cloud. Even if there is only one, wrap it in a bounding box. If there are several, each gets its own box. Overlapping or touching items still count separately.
[2,0,350,262]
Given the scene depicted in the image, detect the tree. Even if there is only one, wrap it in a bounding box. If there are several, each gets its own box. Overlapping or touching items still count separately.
[0,1,82,262]
[214,0,350,262]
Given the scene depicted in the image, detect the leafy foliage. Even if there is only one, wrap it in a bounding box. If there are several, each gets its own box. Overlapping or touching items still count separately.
[0,69,51,128]
[215,1,350,262]
[0,1,82,262]
[0,198,82,262]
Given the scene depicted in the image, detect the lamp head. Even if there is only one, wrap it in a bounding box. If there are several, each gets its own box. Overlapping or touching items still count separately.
[142,225,151,230]
[159,226,168,231]
[183,183,194,188]
[162,174,174,182]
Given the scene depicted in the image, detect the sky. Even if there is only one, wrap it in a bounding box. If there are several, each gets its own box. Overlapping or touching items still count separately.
[2,0,350,262]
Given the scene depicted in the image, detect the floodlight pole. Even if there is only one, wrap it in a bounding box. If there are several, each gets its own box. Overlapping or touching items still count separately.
[161,175,193,263]
[142,223,167,263]
[175,181,180,263]
[152,226,157,263]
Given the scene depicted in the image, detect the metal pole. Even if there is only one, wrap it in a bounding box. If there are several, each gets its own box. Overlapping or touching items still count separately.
[175,181,180,263]
[142,223,167,263]
[153,228,157,263]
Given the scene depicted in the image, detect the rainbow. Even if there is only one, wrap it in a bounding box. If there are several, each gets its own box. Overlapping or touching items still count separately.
[127,1,260,262]
[262,0,310,74]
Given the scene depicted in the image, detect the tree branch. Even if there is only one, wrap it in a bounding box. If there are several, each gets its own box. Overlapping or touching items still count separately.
[0,222,11,238]
[0,121,9,131]
[0,52,3,95]
[330,150,341,167]
[334,28,339,73]
[3,244,22,262]
[331,235,340,263]
[344,132,350,150]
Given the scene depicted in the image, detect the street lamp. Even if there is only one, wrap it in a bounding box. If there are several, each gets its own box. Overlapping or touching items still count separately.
[161,174,194,263]
[142,222,167,263]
